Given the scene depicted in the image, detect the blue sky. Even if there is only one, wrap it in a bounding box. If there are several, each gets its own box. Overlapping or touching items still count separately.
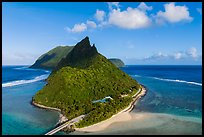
[2,2,202,65]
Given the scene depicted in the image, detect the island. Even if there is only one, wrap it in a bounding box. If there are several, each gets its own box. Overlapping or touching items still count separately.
[31,36,146,134]
[108,58,125,67]
[30,46,74,70]
[30,45,124,70]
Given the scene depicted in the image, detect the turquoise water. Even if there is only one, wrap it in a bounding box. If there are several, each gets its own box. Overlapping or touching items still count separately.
[131,75,202,118]
[2,65,202,135]
[2,66,59,135]
[121,65,202,119]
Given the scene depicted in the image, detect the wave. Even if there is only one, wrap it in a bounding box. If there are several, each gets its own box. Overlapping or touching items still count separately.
[13,67,50,73]
[130,74,141,77]
[2,74,49,88]
[152,77,202,86]
[13,66,27,69]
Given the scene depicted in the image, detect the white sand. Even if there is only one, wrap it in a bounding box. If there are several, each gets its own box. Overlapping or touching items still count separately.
[75,86,147,132]
[71,112,202,135]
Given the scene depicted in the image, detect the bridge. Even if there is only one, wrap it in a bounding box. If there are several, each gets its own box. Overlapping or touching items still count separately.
[45,115,85,135]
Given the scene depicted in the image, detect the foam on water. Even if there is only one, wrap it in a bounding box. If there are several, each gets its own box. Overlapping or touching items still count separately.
[2,74,49,87]
[151,77,202,86]
[13,66,50,73]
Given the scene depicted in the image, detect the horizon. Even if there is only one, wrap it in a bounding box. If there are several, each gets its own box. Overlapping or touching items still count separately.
[2,64,202,66]
[3,2,202,65]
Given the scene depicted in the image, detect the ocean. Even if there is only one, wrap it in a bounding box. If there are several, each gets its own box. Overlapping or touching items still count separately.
[2,65,202,135]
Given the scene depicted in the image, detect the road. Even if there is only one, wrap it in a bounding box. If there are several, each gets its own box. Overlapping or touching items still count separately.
[45,115,85,135]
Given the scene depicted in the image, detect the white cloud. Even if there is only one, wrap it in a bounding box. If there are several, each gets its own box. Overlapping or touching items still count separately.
[186,47,198,58]
[138,2,153,11]
[156,2,193,23]
[174,52,183,59]
[95,9,106,21]
[65,2,194,32]
[109,7,151,29]
[143,47,200,62]
[108,2,120,10]
[66,20,97,33]
[144,52,168,60]
[86,20,97,28]
[3,52,40,65]
[66,23,87,33]
[197,8,202,15]
[98,21,109,27]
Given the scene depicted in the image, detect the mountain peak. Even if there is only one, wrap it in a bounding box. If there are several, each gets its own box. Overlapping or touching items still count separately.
[55,37,98,70]
[75,36,90,48]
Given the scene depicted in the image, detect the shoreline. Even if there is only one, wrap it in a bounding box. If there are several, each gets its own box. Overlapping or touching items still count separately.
[31,100,68,125]
[75,85,147,132]
[31,84,147,133]
[71,112,202,135]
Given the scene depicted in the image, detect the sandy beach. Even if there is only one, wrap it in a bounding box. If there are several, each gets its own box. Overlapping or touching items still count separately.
[31,85,146,133]
[75,86,147,132]
[72,112,202,135]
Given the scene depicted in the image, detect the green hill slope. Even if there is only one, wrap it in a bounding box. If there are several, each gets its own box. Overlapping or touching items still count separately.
[30,46,74,70]
[30,42,123,70]
[109,58,125,67]
[33,37,140,127]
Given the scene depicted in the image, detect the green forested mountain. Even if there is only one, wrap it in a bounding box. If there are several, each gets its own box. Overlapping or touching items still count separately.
[33,37,140,127]
[109,58,125,67]
[30,42,123,70]
[30,46,74,70]
[55,37,98,71]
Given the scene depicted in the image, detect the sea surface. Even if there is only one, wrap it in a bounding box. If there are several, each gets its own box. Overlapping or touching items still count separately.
[2,65,202,135]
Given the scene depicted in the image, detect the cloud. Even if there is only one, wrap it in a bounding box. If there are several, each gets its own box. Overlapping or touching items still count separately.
[125,47,201,65]
[108,7,151,29]
[138,2,153,11]
[66,20,97,33]
[197,8,202,15]
[143,47,200,61]
[186,47,198,58]
[108,2,120,10]
[144,52,168,60]
[174,52,183,59]
[65,2,194,32]
[156,2,193,23]
[3,52,40,65]
[66,23,87,33]
[95,9,106,21]
[86,20,97,28]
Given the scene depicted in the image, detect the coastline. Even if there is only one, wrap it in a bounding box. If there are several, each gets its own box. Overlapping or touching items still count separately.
[31,85,147,133]
[31,100,68,125]
[72,112,202,135]
[75,85,147,132]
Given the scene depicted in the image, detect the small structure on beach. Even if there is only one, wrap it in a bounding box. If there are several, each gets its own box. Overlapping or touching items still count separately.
[92,96,113,103]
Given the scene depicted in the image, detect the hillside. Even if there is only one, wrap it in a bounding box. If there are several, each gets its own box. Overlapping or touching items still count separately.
[109,58,125,67]
[30,46,74,70]
[30,44,123,70]
[33,37,140,128]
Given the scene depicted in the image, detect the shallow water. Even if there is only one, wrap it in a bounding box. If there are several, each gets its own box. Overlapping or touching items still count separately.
[2,66,59,135]
[70,112,202,135]
[70,65,202,135]
[2,65,202,135]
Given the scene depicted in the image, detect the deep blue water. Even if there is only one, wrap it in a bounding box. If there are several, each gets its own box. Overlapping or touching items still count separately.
[121,65,202,118]
[2,65,202,135]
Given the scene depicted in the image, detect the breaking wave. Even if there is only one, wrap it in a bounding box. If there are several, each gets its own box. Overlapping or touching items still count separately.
[152,77,202,86]
[2,74,49,87]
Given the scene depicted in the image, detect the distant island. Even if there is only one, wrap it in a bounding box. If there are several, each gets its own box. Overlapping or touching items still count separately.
[30,45,125,70]
[30,46,74,70]
[108,58,125,67]
[32,37,145,133]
